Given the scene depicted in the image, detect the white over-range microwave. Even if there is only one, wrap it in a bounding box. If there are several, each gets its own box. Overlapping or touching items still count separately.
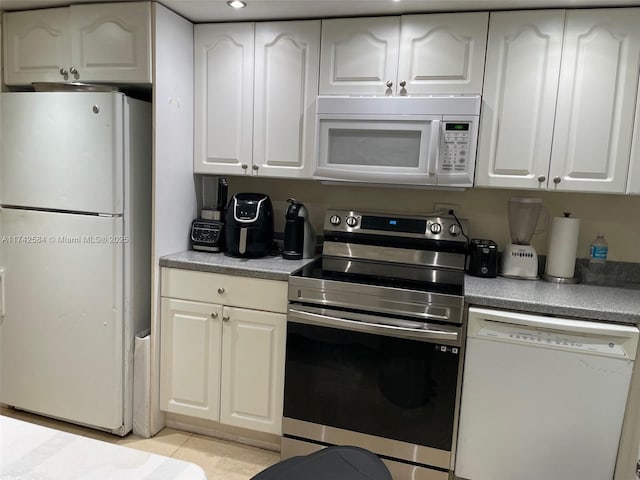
[314,95,481,187]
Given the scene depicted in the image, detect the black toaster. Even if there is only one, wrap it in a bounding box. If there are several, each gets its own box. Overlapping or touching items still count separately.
[467,239,498,278]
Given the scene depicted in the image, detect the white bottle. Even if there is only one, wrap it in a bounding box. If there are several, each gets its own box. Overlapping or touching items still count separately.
[589,233,608,264]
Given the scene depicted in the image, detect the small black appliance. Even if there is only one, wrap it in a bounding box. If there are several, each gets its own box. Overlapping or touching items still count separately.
[467,239,498,278]
[190,177,228,252]
[225,193,274,258]
[283,198,315,260]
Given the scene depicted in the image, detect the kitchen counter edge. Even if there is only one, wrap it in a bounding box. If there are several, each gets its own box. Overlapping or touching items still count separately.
[159,250,317,281]
[465,274,640,325]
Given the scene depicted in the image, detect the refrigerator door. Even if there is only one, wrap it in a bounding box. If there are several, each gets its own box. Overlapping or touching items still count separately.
[0,92,124,215]
[0,208,125,430]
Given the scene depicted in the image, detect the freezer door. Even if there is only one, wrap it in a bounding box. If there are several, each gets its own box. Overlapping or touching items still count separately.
[0,92,124,215]
[0,209,125,430]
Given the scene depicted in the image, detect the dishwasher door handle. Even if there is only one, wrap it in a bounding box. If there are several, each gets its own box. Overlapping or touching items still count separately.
[288,307,460,345]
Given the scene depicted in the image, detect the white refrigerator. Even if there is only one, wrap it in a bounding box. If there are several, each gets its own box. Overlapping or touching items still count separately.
[0,92,151,435]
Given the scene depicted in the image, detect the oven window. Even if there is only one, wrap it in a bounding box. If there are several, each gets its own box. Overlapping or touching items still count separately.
[284,321,460,451]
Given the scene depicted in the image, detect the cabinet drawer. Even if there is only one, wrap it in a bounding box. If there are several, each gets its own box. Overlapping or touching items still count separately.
[161,267,287,313]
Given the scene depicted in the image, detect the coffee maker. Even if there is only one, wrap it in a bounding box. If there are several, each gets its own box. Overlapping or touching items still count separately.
[501,197,545,279]
[283,198,315,260]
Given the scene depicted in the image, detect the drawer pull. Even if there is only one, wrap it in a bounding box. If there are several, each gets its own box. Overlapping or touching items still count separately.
[218,287,225,294]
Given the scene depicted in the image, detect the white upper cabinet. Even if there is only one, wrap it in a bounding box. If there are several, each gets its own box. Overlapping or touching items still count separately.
[253,21,320,178]
[69,2,151,83]
[319,13,488,96]
[319,17,400,96]
[550,9,640,193]
[476,10,565,189]
[626,75,640,194]
[477,9,640,194]
[397,13,488,95]
[194,20,320,177]
[3,2,151,85]
[3,8,71,84]
[194,23,254,176]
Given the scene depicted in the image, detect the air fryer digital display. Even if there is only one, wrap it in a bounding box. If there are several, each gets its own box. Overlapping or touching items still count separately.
[236,203,259,220]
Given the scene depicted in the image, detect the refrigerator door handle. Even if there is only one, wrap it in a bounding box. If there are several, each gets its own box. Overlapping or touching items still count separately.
[0,269,5,317]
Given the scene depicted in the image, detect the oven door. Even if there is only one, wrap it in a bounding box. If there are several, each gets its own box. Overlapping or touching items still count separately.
[314,114,441,185]
[283,304,463,474]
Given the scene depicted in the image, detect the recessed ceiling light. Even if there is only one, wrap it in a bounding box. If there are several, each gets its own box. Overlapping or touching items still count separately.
[227,0,247,8]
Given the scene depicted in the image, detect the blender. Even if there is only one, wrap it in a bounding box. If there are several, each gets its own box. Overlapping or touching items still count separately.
[501,197,545,279]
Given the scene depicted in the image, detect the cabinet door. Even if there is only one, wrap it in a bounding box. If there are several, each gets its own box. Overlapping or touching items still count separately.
[253,20,320,178]
[626,76,640,194]
[475,11,565,189]
[397,13,488,95]
[220,307,286,435]
[160,298,223,421]
[69,2,151,83]
[550,9,640,193]
[3,8,71,85]
[195,23,254,175]
[319,17,400,95]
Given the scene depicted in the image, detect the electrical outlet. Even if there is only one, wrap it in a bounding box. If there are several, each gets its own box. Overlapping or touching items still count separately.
[433,203,461,216]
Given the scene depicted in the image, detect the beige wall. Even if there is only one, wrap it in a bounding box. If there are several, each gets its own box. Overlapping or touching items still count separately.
[227,177,640,263]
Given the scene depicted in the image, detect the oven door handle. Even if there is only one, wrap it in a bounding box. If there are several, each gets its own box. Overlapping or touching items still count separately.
[288,307,460,344]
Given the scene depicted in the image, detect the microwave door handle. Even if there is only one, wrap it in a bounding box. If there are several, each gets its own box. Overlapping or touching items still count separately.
[428,119,441,176]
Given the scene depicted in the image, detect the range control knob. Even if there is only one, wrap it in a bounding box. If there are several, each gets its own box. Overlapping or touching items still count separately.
[430,222,442,234]
[346,216,358,228]
[329,215,341,226]
[449,224,461,236]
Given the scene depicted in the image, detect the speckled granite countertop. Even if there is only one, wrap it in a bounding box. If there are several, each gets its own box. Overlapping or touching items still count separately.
[159,250,316,281]
[465,275,640,325]
[161,251,640,325]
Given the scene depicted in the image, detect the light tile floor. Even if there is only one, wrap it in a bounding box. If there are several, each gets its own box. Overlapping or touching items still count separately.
[0,406,280,480]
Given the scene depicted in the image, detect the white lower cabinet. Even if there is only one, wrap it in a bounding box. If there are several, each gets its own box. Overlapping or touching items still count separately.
[159,268,287,435]
[219,306,286,433]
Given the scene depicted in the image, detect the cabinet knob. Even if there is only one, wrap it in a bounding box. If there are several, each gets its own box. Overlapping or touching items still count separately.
[399,80,406,88]
[241,164,248,170]
[69,67,78,75]
[538,176,546,183]
[211,312,218,319]
[252,164,259,171]
[222,315,230,322]
[553,176,562,184]
[59,68,68,76]
[217,287,225,294]
[385,81,393,88]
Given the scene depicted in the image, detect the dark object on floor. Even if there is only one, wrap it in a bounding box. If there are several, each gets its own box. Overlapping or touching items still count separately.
[251,445,393,480]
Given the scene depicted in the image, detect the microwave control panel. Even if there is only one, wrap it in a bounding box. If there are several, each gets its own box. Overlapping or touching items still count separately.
[440,122,471,173]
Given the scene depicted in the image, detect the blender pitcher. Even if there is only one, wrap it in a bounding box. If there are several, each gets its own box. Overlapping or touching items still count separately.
[508,197,546,245]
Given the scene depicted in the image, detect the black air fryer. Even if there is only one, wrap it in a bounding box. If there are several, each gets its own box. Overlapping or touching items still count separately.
[225,193,274,257]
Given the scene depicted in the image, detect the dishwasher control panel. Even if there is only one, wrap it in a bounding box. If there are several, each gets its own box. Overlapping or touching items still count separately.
[476,323,628,357]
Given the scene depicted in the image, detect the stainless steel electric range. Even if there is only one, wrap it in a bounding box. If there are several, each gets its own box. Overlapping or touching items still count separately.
[283,209,469,480]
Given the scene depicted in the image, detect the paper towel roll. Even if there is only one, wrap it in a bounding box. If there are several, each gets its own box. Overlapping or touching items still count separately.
[545,215,581,278]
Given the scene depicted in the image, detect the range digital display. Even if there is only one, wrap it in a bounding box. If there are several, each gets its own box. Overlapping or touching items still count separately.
[361,216,426,234]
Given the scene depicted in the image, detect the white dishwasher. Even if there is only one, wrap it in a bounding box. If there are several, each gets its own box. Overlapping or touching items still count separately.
[455,306,639,480]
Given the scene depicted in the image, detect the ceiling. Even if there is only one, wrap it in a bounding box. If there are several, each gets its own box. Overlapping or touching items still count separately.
[1,0,640,22]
